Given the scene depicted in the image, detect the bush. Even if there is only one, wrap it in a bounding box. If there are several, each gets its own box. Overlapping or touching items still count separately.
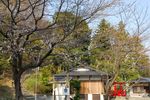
[70,80,81,100]
[0,85,14,99]
[23,68,53,94]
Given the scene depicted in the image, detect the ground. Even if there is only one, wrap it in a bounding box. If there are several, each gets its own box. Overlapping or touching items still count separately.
[112,97,150,100]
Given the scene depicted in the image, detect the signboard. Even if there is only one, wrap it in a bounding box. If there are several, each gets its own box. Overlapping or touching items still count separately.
[63,88,70,95]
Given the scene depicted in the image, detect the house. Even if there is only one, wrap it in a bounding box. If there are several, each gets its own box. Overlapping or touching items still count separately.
[53,67,108,100]
[129,77,150,97]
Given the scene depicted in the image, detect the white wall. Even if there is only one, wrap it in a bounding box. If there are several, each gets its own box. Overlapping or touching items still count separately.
[88,94,92,100]
[100,94,104,100]
[53,84,68,100]
[87,94,104,100]
[129,87,146,97]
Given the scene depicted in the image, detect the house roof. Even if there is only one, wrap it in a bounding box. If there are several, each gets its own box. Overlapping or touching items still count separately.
[132,77,150,83]
[54,67,107,77]
[54,67,108,82]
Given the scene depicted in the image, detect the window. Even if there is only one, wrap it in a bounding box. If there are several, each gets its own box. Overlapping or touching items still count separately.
[80,94,88,100]
[133,86,145,93]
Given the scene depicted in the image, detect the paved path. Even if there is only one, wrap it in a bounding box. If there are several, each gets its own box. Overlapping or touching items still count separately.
[112,97,150,100]
[24,95,53,100]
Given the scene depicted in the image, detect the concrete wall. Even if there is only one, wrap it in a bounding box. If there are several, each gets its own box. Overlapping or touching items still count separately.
[53,84,68,100]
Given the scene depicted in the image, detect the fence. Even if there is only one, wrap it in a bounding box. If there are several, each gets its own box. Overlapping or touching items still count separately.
[0,95,69,100]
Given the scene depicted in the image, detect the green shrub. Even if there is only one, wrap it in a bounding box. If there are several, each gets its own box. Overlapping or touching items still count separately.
[23,68,53,94]
[70,80,81,100]
[0,85,14,99]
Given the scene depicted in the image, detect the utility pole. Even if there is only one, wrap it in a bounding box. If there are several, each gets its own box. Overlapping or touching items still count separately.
[35,67,39,100]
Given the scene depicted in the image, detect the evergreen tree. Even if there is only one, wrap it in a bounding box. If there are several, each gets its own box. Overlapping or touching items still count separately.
[52,12,91,70]
[91,19,111,50]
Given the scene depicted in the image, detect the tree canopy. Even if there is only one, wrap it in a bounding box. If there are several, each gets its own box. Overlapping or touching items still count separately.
[90,19,150,96]
[0,0,150,99]
[0,0,121,99]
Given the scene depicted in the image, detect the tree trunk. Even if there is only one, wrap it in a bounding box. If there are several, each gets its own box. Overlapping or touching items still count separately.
[13,70,23,100]
[104,71,119,100]
[104,89,111,100]
[104,83,110,100]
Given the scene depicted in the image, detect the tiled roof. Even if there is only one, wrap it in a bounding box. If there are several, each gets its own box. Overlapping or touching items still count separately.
[132,77,150,83]
[54,67,107,77]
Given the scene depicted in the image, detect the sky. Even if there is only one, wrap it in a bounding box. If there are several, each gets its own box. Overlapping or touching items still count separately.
[89,0,150,29]
[89,0,150,56]
[125,0,150,56]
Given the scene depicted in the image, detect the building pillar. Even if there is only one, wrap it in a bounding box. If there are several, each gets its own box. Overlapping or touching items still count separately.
[100,94,104,100]
[88,94,92,100]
